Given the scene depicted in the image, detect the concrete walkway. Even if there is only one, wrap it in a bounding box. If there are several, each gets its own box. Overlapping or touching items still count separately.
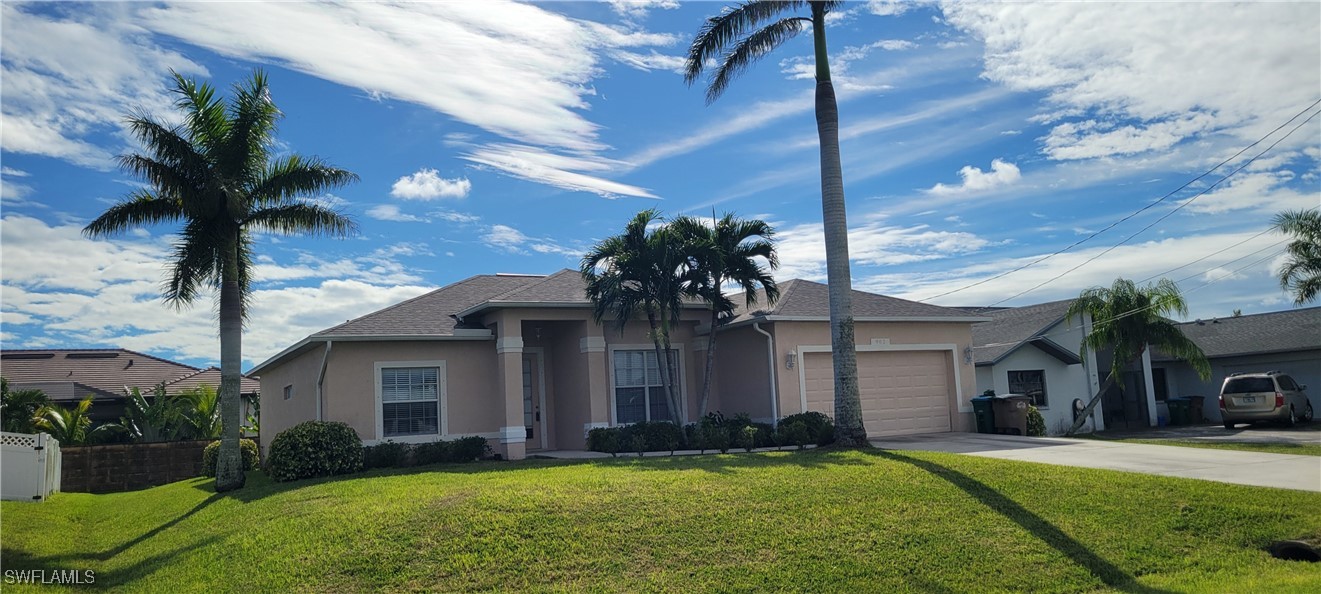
[870,433,1321,492]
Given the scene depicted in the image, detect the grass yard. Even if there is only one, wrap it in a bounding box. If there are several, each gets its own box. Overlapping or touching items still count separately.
[3,449,1319,593]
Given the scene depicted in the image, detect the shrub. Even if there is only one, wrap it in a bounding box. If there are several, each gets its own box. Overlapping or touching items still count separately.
[587,427,622,457]
[412,440,451,465]
[202,439,259,477]
[630,435,647,457]
[363,441,410,469]
[265,421,363,482]
[780,421,811,450]
[700,423,730,454]
[778,412,835,446]
[448,436,491,463]
[738,425,758,452]
[683,423,700,451]
[640,421,684,453]
[1027,405,1047,437]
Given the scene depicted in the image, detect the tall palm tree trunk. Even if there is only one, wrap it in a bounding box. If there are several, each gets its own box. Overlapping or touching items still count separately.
[646,311,683,425]
[812,2,865,446]
[1066,348,1143,436]
[215,242,246,492]
[698,307,720,417]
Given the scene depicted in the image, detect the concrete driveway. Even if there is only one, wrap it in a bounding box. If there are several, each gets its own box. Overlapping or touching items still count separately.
[1096,423,1320,446]
[870,433,1321,492]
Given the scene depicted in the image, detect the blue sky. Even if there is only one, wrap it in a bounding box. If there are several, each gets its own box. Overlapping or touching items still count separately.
[2,0,1318,370]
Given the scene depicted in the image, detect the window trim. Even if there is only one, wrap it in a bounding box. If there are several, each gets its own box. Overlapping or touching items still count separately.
[374,360,447,443]
[283,384,293,400]
[1007,369,1049,408]
[607,343,686,425]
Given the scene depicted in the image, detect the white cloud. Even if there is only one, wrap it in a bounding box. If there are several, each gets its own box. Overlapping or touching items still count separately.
[943,2,1321,160]
[389,169,472,200]
[462,144,657,199]
[365,204,429,223]
[607,49,686,74]
[773,221,992,281]
[607,1,680,22]
[1184,171,1318,215]
[481,224,580,257]
[1,167,30,178]
[431,210,482,225]
[927,159,1021,196]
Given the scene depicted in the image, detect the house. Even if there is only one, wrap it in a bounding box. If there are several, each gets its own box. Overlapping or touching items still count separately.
[1151,307,1321,423]
[1,348,260,424]
[249,270,986,459]
[969,300,1107,435]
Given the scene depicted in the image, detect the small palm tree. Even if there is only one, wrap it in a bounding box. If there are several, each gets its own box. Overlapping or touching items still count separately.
[671,213,780,417]
[686,0,867,445]
[84,71,358,491]
[1,377,50,434]
[180,385,223,440]
[35,397,110,445]
[581,209,686,424]
[1065,278,1211,435]
[1272,208,1321,305]
[108,384,187,442]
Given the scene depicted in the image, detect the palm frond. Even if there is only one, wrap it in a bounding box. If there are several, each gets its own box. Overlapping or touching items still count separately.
[163,219,229,308]
[251,155,360,206]
[170,70,228,154]
[1272,208,1321,304]
[223,70,280,182]
[245,203,358,238]
[685,0,806,85]
[706,17,807,104]
[122,114,209,181]
[83,191,184,238]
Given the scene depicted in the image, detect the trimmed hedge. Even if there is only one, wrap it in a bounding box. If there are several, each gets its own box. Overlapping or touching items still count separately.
[201,439,260,477]
[362,436,493,470]
[777,412,835,446]
[266,421,363,482]
[585,412,832,456]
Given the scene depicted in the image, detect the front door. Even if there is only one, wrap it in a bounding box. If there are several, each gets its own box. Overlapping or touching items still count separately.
[522,353,543,449]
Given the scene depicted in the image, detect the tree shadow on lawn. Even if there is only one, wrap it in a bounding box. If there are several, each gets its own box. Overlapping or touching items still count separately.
[10,493,225,566]
[875,450,1177,594]
[2,535,222,589]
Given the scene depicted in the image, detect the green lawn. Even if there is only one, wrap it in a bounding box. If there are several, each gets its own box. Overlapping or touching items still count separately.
[1097,438,1321,457]
[3,449,1319,593]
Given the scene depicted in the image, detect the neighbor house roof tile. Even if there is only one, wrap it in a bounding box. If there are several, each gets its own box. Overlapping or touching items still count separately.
[0,348,258,399]
[727,279,981,324]
[1152,307,1320,360]
[969,299,1078,365]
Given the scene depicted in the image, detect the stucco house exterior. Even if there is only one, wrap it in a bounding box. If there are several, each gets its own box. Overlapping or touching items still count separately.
[969,301,1107,435]
[1151,307,1320,423]
[250,270,986,459]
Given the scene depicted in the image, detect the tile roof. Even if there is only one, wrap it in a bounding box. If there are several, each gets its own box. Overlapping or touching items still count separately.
[164,367,260,395]
[727,279,984,324]
[1153,307,1321,360]
[314,274,544,337]
[969,299,1078,365]
[0,348,257,399]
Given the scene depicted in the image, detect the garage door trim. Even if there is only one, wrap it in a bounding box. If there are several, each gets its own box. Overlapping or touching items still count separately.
[794,343,969,414]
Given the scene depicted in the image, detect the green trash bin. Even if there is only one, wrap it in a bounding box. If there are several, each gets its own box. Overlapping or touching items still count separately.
[1168,397,1189,426]
[971,396,996,434]
[1186,395,1205,424]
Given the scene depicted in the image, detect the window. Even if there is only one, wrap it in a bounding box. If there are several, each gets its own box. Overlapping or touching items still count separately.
[381,367,440,437]
[1277,375,1298,391]
[283,385,293,400]
[613,349,678,424]
[1008,370,1048,407]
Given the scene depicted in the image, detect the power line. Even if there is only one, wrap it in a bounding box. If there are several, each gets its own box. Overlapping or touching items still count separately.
[1137,227,1277,284]
[917,97,1321,304]
[984,106,1321,307]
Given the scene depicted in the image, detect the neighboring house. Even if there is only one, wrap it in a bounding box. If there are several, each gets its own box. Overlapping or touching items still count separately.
[968,300,1107,435]
[1151,308,1321,423]
[250,270,986,460]
[1,348,260,424]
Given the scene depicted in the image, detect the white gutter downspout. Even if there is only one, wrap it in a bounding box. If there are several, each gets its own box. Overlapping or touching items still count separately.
[316,340,332,422]
[752,322,779,426]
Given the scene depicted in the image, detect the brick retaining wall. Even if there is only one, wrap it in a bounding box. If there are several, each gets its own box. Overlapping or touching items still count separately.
[61,440,209,493]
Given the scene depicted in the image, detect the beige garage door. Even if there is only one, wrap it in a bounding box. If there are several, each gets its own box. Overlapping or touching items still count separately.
[803,350,952,437]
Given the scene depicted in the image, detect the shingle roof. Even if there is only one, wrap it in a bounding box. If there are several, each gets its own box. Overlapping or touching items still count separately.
[0,348,256,399]
[314,274,544,337]
[483,269,590,305]
[969,299,1078,365]
[727,279,984,325]
[1153,307,1321,360]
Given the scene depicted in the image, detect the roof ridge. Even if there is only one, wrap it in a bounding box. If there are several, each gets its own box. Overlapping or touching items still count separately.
[770,279,803,316]
[1175,305,1320,324]
[487,270,563,302]
[314,276,489,335]
[0,347,203,372]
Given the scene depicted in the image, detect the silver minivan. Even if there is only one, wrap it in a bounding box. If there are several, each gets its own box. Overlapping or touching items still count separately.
[1219,371,1314,429]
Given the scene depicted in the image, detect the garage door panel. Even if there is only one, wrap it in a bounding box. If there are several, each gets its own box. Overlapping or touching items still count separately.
[802,350,952,437]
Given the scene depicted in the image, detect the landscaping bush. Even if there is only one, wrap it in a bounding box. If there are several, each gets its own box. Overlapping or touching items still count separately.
[587,427,622,457]
[630,435,647,457]
[412,440,451,465]
[778,411,835,446]
[265,421,363,482]
[1027,405,1047,437]
[448,436,491,463]
[738,425,758,452]
[202,438,260,477]
[363,441,410,469]
[700,423,731,453]
[780,421,811,450]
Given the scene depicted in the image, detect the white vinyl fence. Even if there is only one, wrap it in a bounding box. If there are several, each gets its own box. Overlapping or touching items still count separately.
[1,432,61,502]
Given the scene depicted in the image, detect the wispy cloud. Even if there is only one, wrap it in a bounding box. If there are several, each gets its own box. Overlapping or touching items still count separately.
[462,144,657,199]
[365,205,428,223]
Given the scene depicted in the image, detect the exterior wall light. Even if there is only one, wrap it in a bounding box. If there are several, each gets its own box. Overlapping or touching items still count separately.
[785,353,796,370]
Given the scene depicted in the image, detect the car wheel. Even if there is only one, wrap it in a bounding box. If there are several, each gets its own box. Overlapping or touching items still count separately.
[1223,421,1235,430]
[1303,403,1315,423]
[1285,406,1297,428]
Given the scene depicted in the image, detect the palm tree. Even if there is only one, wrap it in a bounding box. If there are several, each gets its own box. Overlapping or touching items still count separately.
[35,397,110,445]
[108,384,187,442]
[581,209,686,425]
[1064,278,1211,435]
[1,377,50,434]
[180,385,223,440]
[84,71,358,491]
[685,0,867,446]
[671,213,780,417]
[1272,208,1321,305]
